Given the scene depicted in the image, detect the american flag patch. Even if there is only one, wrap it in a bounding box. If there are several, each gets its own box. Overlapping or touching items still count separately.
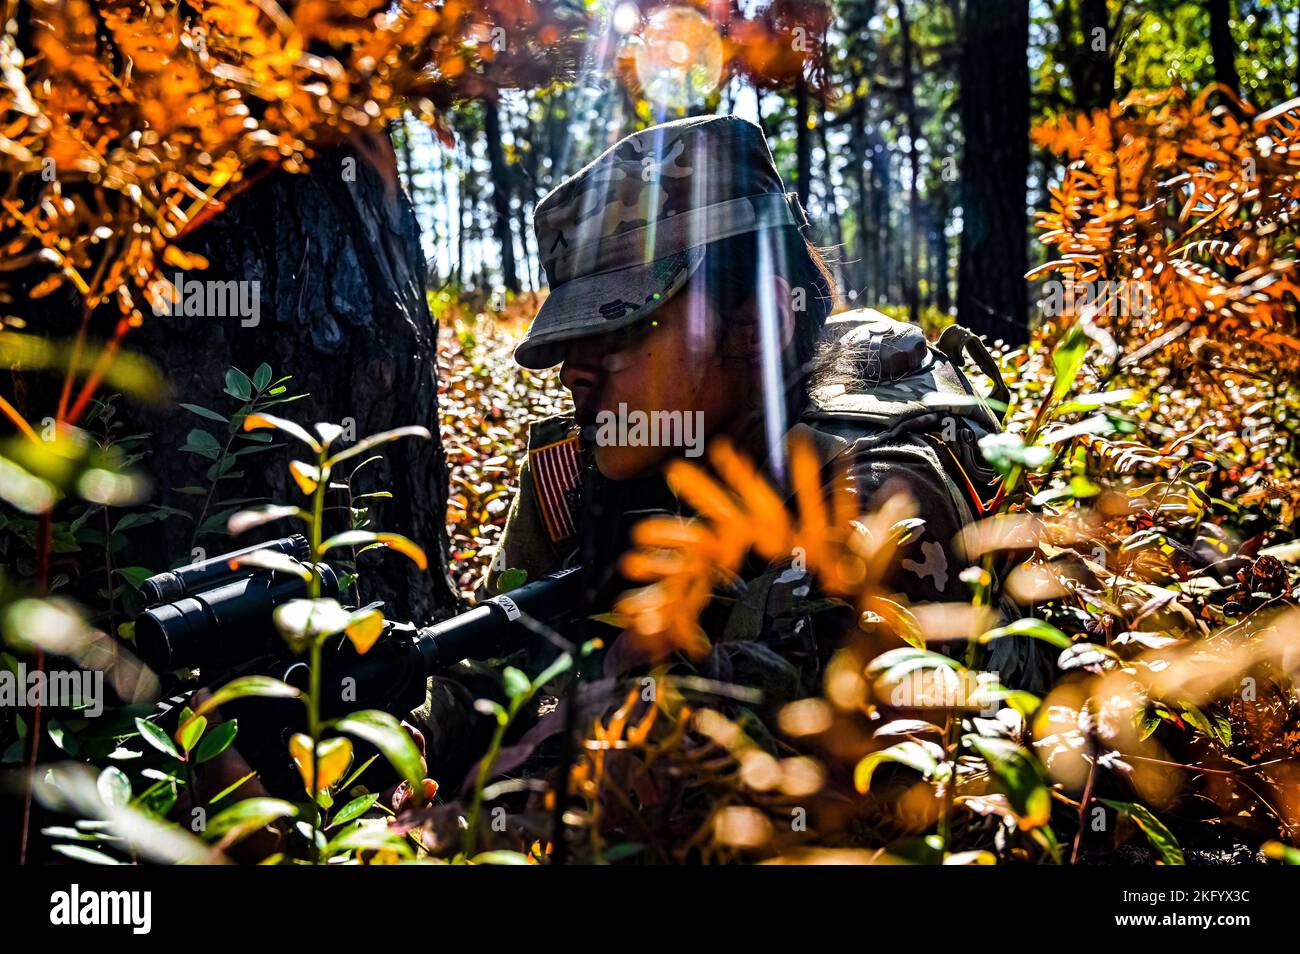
[529,434,582,543]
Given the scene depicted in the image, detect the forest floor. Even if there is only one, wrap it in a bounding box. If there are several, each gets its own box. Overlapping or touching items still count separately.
[436,292,566,597]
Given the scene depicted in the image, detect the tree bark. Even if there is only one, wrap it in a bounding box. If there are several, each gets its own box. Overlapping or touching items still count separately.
[932,185,954,314]
[795,74,812,212]
[816,118,846,293]
[957,0,1031,345]
[1207,0,1240,98]
[848,102,872,300]
[483,100,521,295]
[132,140,459,624]
[871,131,892,305]
[1077,0,1116,110]
[899,0,922,326]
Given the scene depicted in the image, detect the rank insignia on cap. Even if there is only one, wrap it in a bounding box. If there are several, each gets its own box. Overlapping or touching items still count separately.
[529,433,583,543]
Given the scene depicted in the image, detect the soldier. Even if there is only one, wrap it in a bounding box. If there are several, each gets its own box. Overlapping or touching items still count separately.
[411,114,1046,782]
[189,115,1041,811]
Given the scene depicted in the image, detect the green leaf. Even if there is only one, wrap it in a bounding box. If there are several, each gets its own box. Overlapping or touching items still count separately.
[602,842,647,862]
[325,820,412,858]
[209,771,256,805]
[185,677,304,728]
[179,403,229,424]
[503,666,530,702]
[338,754,379,792]
[1053,388,1139,416]
[332,710,424,791]
[1050,320,1091,403]
[134,717,181,761]
[325,425,432,467]
[114,566,156,589]
[1099,799,1184,865]
[96,766,131,807]
[180,428,222,461]
[978,618,1073,649]
[967,736,1051,829]
[51,844,122,865]
[853,740,945,793]
[176,714,207,754]
[1180,703,1219,742]
[224,368,254,401]
[252,363,273,391]
[471,850,530,865]
[495,567,528,594]
[328,792,379,829]
[1139,708,1162,741]
[207,797,297,840]
[865,646,963,680]
[194,719,238,764]
[531,652,574,691]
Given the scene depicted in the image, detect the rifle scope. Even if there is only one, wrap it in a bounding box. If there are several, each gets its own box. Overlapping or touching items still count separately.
[135,539,339,672]
[139,534,311,605]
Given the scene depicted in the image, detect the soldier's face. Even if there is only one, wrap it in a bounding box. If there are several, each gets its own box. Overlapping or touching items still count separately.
[559,286,747,480]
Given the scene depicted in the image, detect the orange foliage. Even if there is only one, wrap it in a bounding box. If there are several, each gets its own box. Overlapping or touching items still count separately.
[1031,87,1300,372]
[0,0,588,330]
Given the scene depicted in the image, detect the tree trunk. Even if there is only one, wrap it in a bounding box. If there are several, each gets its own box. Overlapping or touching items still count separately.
[132,140,459,624]
[932,185,954,314]
[456,140,468,288]
[871,131,892,305]
[1077,0,1116,110]
[957,0,1031,345]
[1207,0,1240,98]
[817,118,846,292]
[900,0,922,326]
[795,75,812,212]
[483,100,521,295]
[849,103,872,300]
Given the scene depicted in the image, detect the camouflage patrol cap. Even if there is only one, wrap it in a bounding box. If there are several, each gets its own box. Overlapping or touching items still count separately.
[514,114,809,370]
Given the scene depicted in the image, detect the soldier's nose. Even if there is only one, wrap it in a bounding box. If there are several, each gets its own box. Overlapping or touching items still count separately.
[559,340,604,394]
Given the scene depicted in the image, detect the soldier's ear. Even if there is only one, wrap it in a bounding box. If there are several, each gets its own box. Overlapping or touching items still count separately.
[730,274,796,359]
[767,273,798,353]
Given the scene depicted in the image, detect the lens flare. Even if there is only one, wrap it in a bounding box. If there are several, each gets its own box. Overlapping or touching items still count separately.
[633,6,724,111]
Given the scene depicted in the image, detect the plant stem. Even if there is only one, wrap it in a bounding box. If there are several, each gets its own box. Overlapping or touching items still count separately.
[464,691,529,859]
[19,511,52,864]
[189,401,250,554]
[305,450,329,863]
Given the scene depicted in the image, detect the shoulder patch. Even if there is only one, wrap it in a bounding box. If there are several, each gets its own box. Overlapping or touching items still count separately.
[529,432,583,543]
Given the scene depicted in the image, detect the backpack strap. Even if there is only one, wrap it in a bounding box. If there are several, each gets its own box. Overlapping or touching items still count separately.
[936,324,1010,425]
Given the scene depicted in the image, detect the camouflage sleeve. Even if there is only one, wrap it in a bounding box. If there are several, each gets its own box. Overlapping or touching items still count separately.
[700,440,971,704]
[843,448,969,604]
[408,661,509,785]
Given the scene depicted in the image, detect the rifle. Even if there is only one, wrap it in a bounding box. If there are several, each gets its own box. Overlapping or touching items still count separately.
[133,534,582,794]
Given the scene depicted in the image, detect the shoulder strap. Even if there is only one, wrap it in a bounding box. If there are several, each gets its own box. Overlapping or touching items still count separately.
[935,324,1010,425]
